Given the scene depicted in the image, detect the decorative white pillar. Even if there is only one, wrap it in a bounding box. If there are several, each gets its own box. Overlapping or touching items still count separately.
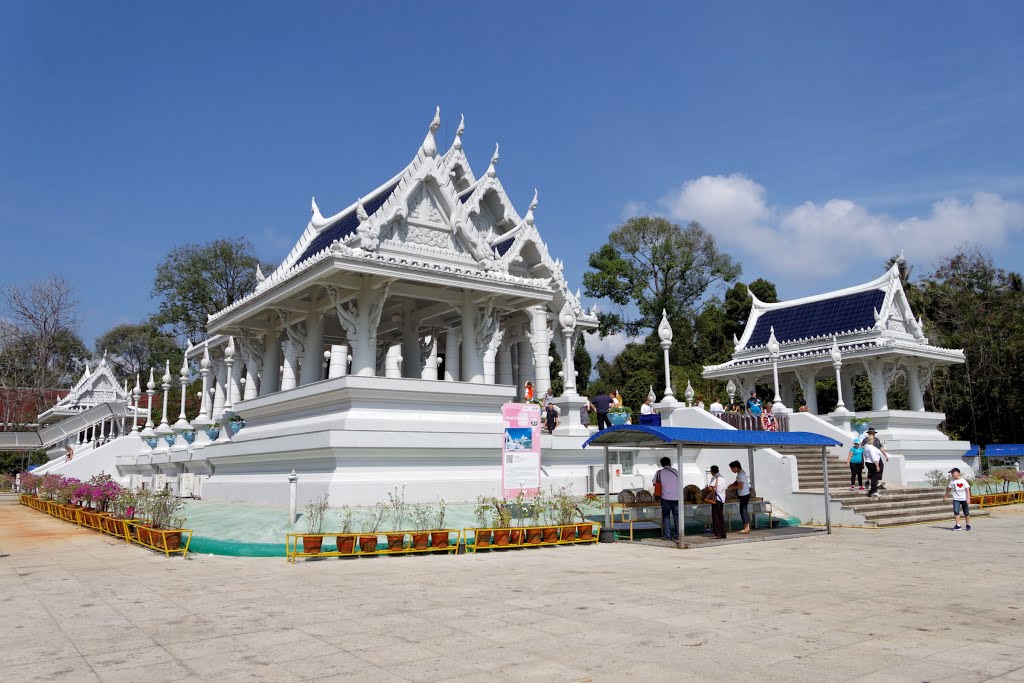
[840,367,855,413]
[217,343,235,443]
[420,332,438,380]
[260,329,282,395]
[281,339,299,391]
[830,338,847,414]
[385,341,403,378]
[329,278,391,377]
[558,302,579,397]
[657,309,676,404]
[684,380,695,407]
[767,327,788,413]
[172,354,191,449]
[517,340,534,399]
[444,329,460,381]
[299,311,325,386]
[328,344,349,379]
[529,305,551,395]
[152,361,174,455]
[725,378,737,407]
[862,358,894,411]
[192,345,214,447]
[793,368,819,415]
[140,367,156,439]
[461,292,487,384]
[906,362,925,412]
[131,374,141,433]
[483,326,504,385]
[211,356,227,418]
[228,340,243,405]
[401,302,423,379]
[496,340,514,386]
[288,470,298,526]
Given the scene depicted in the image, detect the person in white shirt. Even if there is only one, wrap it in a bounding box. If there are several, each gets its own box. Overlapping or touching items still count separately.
[862,442,884,498]
[709,398,724,414]
[653,457,680,541]
[728,460,751,534]
[942,467,972,530]
[708,465,728,539]
[640,398,654,415]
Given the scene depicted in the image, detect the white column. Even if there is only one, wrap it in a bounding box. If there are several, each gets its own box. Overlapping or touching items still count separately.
[281,340,299,391]
[260,329,282,395]
[497,340,514,385]
[517,340,534,399]
[243,362,260,400]
[461,292,485,384]
[840,368,855,412]
[228,350,243,406]
[906,362,925,412]
[211,357,227,418]
[401,303,423,379]
[794,368,819,415]
[862,359,889,411]
[444,329,460,381]
[328,344,349,379]
[421,334,438,380]
[530,306,551,395]
[348,279,390,377]
[299,312,325,386]
[385,341,403,378]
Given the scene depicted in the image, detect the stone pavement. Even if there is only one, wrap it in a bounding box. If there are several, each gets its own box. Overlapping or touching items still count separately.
[2,494,1023,682]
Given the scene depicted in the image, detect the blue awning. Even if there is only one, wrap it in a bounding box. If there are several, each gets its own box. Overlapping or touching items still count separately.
[963,445,980,458]
[582,425,842,449]
[983,444,1024,457]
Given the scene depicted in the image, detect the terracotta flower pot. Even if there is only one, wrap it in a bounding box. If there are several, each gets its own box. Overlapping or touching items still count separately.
[510,529,524,545]
[526,528,543,544]
[137,526,151,545]
[157,531,182,551]
[411,532,430,550]
[560,525,577,542]
[359,535,379,553]
[336,536,355,554]
[386,533,405,551]
[474,530,491,547]
[542,527,559,544]
[494,529,511,546]
[578,524,594,540]
[302,536,323,554]
[430,531,450,549]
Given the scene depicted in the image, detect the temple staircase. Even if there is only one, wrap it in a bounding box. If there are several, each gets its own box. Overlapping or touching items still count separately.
[785,445,987,527]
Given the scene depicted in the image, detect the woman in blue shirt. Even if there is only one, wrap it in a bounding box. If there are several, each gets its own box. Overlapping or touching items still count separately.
[846,437,865,491]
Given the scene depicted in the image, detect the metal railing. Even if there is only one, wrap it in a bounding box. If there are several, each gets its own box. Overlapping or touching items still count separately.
[714,411,789,432]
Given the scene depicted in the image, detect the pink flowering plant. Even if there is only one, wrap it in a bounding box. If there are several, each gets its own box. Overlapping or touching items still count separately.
[39,473,62,500]
[18,472,38,494]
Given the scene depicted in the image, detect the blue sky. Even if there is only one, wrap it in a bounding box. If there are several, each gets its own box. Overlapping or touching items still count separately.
[2,2,1023,358]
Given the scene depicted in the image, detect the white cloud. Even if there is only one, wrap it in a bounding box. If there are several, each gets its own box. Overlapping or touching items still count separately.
[584,332,642,362]
[659,174,1024,278]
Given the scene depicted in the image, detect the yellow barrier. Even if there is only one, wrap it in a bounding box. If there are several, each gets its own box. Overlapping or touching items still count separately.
[285,530,463,563]
[125,520,193,558]
[975,490,1024,508]
[465,523,601,553]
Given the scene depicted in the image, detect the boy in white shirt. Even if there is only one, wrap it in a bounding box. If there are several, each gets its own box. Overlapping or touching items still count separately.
[942,467,972,531]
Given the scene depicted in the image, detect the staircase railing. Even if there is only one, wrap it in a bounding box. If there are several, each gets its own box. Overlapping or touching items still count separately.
[0,402,130,451]
[715,411,790,432]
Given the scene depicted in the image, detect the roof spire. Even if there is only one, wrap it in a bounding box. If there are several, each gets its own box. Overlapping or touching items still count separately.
[311,196,324,222]
[356,197,369,223]
[420,105,441,158]
[524,189,538,225]
[255,264,265,283]
[486,143,499,177]
[453,114,465,150]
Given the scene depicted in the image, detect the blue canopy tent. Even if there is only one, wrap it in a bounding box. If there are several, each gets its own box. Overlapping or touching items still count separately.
[982,444,1024,458]
[583,425,843,544]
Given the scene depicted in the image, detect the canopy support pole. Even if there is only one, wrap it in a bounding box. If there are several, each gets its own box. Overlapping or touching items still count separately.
[747,447,756,496]
[821,445,832,534]
[603,445,611,529]
[677,443,685,549]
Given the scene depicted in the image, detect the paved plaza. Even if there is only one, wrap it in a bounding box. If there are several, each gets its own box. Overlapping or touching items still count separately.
[2,495,1023,682]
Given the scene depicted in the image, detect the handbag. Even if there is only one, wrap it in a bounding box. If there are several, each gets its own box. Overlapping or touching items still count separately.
[653,479,662,500]
[702,486,717,504]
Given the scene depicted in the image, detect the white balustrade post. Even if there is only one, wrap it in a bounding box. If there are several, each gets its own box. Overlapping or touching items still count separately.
[288,470,298,526]
[767,327,787,413]
[131,374,141,433]
[830,338,847,414]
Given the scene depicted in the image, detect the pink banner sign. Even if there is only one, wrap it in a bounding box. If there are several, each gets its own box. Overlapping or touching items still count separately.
[501,402,542,498]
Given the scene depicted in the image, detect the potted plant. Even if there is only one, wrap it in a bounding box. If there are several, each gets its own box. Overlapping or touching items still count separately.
[302,493,329,554]
[182,429,196,444]
[430,498,449,549]
[523,490,547,545]
[384,485,408,551]
[145,489,187,551]
[228,414,246,433]
[850,417,870,436]
[549,486,579,541]
[473,499,492,548]
[608,405,631,426]
[205,422,221,440]
[486,497,514,546]
[360,502,386,553]
[410,503,432,550]
[336,506,356,554]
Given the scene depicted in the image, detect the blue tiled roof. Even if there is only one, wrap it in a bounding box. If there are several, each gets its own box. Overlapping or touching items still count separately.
[745,289,885,348]
[582,424,841,449]
[982,444,1024,457]
[297,183,399,263]
[459,189,474,204]
[493,237,515,256]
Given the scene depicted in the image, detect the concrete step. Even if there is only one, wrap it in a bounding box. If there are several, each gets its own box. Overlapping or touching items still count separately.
[871,510,989,527]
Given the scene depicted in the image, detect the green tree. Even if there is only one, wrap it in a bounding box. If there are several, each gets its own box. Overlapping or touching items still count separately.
[574,334,592,394]
[549,341,563,395]
[95,323,182,378]
[582,217,741,337]
[152,238,275,343]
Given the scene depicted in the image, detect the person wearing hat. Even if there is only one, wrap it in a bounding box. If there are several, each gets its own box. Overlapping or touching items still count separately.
[845,437,865,491]
[942,467,972,530]
[864,428,890,489]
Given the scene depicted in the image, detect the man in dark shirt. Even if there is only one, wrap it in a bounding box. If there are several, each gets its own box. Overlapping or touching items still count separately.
[591,391,614,430]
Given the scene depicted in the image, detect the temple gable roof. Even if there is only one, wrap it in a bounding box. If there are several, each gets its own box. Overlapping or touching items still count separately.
[745,288,885,348]
[37,354,129,422]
